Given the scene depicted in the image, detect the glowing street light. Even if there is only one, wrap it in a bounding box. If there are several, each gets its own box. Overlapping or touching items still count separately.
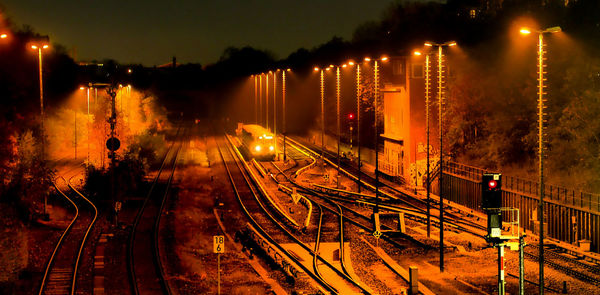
[282,69,290,161]
[353,60,363,193]
[314,67,328,160]
[253,75,258,124]
[520,25,561,295]
[266,71,271,130]
[0,33,7,39]
[363,55,388,222]
[30,36,50,216]
[424,40,456,273]
[414,49,433,238]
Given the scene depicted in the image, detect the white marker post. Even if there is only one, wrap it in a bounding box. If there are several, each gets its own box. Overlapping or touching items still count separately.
[213,235,225,294]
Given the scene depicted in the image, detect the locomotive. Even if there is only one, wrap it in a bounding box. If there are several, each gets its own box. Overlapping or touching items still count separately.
[237,124,276,160]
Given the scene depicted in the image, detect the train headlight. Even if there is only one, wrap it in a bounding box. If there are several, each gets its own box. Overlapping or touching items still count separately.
[269,146,274,151]
[255,145,261,152]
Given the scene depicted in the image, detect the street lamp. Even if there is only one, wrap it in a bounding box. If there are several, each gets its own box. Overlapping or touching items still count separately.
[520,25,561,295]
[425,40,456,273]
[259,74,263,126]
[266,71,271,130]
[282,69,290,161]
[414,49,433,239]
[314,66,332,162]
[253,75,258,124]
[361,55,388,231]
[353,60,363,194]
[30,36,50,216]
[79,85,93,166]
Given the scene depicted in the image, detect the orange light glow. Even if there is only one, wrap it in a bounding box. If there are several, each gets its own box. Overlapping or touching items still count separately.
[413,51,422,56]
[329,65,334,68]
[342,64,347,68]
[325,67,331,71]
[364,57,371,62]
[31,45,38,49]
[520,28,531,35]
[0,34,7,39]
[127,69,132,73]
[79,86,85,90]
[348,61,355,66]
[381,56,389,61]
[424,42,433,47]
[448,42,457,47]
[286,68,291,71]
[314,67,319,72]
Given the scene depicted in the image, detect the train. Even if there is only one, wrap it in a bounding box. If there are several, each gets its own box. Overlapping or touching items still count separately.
[236,123,276,160]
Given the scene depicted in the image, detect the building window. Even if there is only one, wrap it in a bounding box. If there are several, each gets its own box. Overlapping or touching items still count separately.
[470,9,476,19]
[392,60,404,75]
[411,63,424,78]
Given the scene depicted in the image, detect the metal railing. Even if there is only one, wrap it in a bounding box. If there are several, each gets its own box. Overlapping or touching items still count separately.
[444,161,600,213]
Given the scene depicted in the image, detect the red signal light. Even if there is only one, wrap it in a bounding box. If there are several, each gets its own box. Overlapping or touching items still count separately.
[348,113,354,119]
[488,180,497,189]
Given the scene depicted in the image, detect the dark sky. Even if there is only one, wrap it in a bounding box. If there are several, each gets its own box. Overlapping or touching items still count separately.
[1,0,394,66]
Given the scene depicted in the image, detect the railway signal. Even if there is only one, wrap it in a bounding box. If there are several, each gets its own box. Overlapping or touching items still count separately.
[482,173,502,242]
[482,173,502,210]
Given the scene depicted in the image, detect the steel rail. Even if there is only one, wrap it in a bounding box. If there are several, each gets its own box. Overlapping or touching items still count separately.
[65,175,98,295]
[287,137,487,236]
[289,135,600,287]
[226,134,372,294]
[154,132,185,295]
[128,125,182,295]
[219,135,340,293]
[38,181,79,295]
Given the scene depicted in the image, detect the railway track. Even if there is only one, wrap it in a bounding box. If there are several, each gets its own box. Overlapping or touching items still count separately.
[38,176,98,295]
[128,127,185,295]
[285,137,489,235]
[217,134,375,294]
[286,135,600,288]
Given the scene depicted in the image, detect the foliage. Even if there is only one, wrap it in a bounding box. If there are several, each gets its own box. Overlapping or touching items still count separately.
[0,204,28,292]
[125,131,167,171]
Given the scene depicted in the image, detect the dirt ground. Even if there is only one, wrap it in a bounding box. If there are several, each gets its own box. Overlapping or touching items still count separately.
[162,135,276,294]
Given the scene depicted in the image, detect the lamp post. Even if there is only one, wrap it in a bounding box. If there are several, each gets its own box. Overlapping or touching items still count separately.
[425,40,456,273]
[414,50,433,238]
[266,71,270,130]
[364,56,388,218]
[254,75,258,124]
[274,70,278,157]
[30,37,50,216]
[259,74,263,126]
[79,86,92,165]
[520,26,561,295]
[282,69,290,161]
[354,61,362,193]
[336,65,341,189]
[314,67,331,161]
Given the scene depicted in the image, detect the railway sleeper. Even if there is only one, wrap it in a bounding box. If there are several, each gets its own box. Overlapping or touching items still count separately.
[238,225,308,283]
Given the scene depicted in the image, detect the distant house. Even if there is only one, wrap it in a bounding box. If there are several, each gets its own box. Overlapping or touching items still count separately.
[377,55,440,185]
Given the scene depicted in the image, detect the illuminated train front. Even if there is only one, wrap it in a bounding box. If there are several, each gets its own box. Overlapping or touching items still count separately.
[237,124,276,160]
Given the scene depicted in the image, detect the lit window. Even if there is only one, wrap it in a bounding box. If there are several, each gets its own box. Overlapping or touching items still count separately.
[470,9,476,19]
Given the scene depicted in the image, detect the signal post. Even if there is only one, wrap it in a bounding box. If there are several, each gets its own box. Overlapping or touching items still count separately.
[482,173,526,295]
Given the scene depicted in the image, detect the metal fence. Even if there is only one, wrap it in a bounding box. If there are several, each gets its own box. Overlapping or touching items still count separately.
[440,161,600,253]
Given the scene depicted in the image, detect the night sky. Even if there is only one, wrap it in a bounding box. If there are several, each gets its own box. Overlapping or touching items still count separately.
[1,0,395,66]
